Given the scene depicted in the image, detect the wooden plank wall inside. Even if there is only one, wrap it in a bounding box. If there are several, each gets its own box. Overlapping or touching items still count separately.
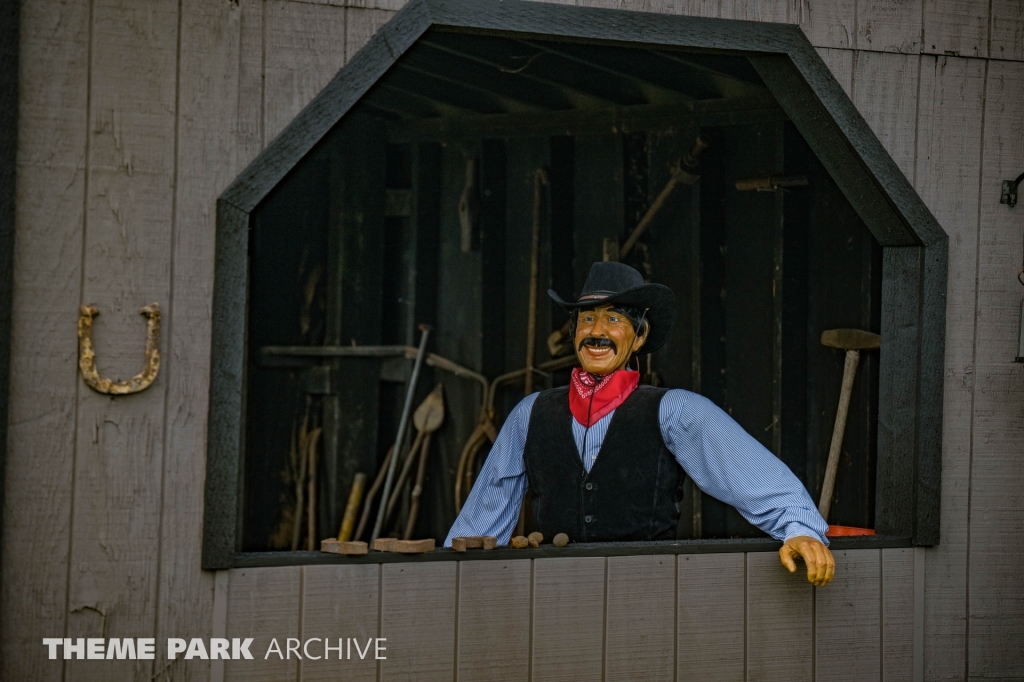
[215,549,910,681]
[5,0,1024,680]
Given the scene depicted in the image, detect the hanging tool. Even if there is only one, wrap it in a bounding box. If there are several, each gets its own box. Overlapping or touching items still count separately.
[403,430,434,540]
[817,328,881,521]
[383,384,445,528]
[525,168,549,395]
[371,324,432,545]
[543,134,711,356]
[403,385,446,539]
[458,158,480,253]
[620,135,708,259]
[454,354,577,512]
[337,472,367,542]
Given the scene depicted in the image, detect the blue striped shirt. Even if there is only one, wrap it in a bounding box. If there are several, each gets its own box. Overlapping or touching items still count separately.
[445,388,829,547]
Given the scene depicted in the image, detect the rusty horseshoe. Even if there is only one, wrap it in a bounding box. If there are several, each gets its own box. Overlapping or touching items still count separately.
[78,303,161,395]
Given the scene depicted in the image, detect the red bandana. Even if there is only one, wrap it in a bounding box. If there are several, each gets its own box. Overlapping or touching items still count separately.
[569,368,640,427]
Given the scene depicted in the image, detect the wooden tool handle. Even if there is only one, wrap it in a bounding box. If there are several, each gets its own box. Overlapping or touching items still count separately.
[338,473,367,542]
[818,349,860,520]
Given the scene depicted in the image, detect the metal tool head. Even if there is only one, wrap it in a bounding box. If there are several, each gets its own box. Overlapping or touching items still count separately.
[820,328,881,351]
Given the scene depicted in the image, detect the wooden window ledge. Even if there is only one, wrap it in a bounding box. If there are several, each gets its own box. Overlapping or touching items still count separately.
[230,536,911,568]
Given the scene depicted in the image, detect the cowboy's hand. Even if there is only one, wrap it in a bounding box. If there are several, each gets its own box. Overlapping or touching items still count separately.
[779,535,835,587]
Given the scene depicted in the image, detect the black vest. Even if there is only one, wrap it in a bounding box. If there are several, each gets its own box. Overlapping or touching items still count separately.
[523,385,685,542]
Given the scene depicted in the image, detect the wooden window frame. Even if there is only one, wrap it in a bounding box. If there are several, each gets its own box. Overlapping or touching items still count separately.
[201,0,946,570]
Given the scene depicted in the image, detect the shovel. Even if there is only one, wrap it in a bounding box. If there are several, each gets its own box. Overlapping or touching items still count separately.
[385,384,445,528]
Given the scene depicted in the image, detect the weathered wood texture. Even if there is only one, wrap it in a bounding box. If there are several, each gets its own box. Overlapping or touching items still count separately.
[746,552,814,681]
[851,51,920,182]
[0,0,15,613]
[532,557,606,682]
[538,0,1024,58]
[264,1,349,143]
[209,550,919,678]
[677,553,745,680]
[2,0,88,678]
[4,1,402,677]
[457,560,532,682]
[65,2,179,681]
[223,567,301,682]
[815,549,881,680]
[7,0,1024,678]
[380,561,457,680]
[154,2,249,680]
[882,548,915,680]
[605,555,676,680]
[967,59,1024,680]
[914,54,987,681]
[301,564,380,681]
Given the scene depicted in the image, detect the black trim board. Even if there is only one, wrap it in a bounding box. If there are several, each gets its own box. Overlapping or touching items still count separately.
[234,536,912,568]
[0,0,19,575]
[203,0,948,569]
[203,201,250,570]
[219,0,433,213]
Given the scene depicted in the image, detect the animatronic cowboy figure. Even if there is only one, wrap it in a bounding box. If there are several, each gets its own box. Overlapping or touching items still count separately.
[446,262,835,586]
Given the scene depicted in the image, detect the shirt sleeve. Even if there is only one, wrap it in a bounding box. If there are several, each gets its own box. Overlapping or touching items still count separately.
[444,392,538,547]
[660,389,830,545]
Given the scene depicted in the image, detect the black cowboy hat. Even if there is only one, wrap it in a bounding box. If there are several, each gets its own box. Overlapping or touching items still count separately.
[548,262,676,355]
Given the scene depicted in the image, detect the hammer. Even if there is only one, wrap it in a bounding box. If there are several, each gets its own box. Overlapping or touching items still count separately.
[817,328,881,521]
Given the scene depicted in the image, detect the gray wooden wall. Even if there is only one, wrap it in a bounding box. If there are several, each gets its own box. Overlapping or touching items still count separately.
[216,549,915,682]
[3,0,1023,680]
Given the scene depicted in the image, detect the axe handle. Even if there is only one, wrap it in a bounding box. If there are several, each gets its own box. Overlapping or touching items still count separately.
[818,349,860,520]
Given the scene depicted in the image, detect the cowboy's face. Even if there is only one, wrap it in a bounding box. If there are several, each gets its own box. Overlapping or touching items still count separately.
[574,304,649,376]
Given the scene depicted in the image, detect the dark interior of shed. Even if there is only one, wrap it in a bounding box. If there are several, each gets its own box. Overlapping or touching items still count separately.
[242,30,881,552]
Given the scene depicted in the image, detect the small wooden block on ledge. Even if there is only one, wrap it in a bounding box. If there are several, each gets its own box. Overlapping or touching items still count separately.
[451,536,498,552]
[373,537,436,554]
[395,538,435,554]
[320,539,368,555]
[373,537,397,552]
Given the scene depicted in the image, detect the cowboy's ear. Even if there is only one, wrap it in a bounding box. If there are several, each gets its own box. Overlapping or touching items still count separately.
[631,323,649,352]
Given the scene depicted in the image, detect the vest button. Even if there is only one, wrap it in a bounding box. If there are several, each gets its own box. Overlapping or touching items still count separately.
[585,515,593,523]
[585,482,593,491]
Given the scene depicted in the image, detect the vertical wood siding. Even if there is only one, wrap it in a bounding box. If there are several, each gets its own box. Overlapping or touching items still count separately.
[154,3,245,681]
[5,0,1024,680]
[2,0,89,679]
[215,550,921,680]
[380,562,458,680]
[456,560,532,682]
[604,555,676,680]
[882,548,915,680]
[224,566,301,682]
[815,550,882,681]
[967,59,1024,679]
[677,553,745,680]
[915,54,987,681]
[64,2,179,681]
[300,564,380,682]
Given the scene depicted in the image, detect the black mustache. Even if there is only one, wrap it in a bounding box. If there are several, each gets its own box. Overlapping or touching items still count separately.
[578,337,618,353]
